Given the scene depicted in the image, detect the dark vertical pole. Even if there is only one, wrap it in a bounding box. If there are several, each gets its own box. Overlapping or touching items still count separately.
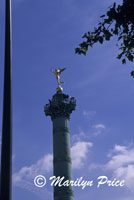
[0,0,12,200]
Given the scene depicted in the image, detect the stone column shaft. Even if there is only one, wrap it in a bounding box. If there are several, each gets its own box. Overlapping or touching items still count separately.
[53,117,73,200]
[45,91,76,200]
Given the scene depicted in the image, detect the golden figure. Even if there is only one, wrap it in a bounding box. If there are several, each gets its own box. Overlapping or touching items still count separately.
[51,67,66,92]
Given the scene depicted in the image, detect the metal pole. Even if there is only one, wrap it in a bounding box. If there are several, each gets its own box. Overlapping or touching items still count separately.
[0,0,12,199]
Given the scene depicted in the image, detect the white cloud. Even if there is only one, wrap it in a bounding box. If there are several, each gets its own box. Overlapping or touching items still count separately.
[13,140,93,198]
[72,131,86,142]
[13,154,53,185]
[92,123,106,136]
[71,141,93,169]
[83,110,96,120]
[13,154,53,199]
[13,178,52,200]
[106,144,134,192]
[88,163,103,171]
[93,124,105,129]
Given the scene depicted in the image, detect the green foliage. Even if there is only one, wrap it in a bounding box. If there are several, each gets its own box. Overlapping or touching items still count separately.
[75,0,134,77]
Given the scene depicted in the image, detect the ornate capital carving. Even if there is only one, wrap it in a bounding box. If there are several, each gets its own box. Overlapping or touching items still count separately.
[44,92,76,120]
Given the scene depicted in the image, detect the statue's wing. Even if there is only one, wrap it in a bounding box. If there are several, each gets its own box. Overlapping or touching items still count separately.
[59,67,66,74]
[51,67,54,73]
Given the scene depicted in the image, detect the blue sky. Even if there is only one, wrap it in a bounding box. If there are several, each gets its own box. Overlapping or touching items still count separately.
[0,0,134,199]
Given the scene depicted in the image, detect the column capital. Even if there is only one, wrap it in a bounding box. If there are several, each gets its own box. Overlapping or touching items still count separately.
[44,91,76,120]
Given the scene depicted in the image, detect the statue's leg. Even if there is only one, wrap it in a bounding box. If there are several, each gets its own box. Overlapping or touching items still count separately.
[57,76,60,85]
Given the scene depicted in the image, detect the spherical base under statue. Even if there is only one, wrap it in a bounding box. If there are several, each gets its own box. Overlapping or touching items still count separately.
[56,85,63,92]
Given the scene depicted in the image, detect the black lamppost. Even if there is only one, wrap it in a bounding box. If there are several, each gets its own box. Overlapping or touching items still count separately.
[0,0,12,200]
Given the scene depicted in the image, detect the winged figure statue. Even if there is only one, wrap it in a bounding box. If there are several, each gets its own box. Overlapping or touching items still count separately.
[51,67,66,86]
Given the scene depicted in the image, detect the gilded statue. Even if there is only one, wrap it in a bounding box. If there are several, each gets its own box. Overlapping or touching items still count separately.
[51,67,66,92]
